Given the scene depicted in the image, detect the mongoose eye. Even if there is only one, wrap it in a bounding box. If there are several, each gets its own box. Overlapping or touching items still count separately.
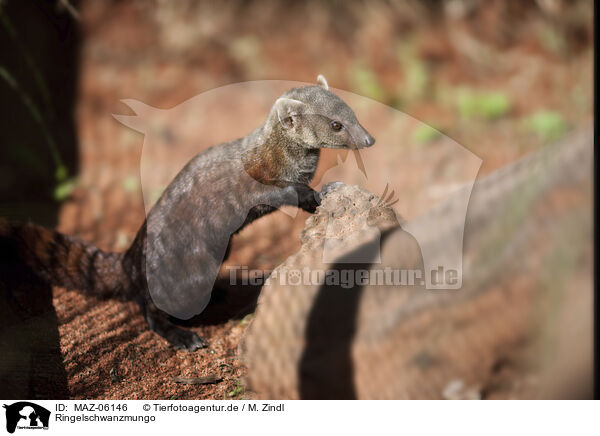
[330,120,343,131]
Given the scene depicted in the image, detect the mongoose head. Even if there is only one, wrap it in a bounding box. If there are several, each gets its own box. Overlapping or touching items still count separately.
[269,75,375,150]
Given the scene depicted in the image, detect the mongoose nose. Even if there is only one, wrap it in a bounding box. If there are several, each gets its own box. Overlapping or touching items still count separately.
[364,134,375,147]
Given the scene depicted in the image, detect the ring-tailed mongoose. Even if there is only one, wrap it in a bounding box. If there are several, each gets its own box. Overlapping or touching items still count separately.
[0,75,375,350]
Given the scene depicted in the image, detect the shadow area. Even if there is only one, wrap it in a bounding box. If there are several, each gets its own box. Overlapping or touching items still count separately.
[297,232,391,400]
[0,247,70,399]
[175,277,263,327]
[297,226,424,399]
[0,0,80,399]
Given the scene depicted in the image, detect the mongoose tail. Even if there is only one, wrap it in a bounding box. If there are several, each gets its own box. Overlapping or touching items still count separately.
[0,219,126,299]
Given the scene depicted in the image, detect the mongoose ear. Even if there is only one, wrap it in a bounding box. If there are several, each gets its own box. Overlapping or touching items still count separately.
[316,74,329,90]
[274,97,305,129]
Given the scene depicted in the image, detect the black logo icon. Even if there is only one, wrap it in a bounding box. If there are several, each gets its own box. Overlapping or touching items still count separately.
[2,402,50,434]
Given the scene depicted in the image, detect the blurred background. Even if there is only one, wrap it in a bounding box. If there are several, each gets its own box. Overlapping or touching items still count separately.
[0,0,593,233]
[0,0,593,399]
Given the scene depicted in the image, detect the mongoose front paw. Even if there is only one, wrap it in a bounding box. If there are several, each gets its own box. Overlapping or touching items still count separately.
[302,196,319,213]
[296,186,321,213]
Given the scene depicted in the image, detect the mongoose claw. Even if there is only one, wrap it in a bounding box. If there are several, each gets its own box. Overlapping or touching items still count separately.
[320,182,345,199]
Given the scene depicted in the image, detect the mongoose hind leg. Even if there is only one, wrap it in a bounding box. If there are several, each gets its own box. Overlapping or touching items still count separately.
[137,296,207,351]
